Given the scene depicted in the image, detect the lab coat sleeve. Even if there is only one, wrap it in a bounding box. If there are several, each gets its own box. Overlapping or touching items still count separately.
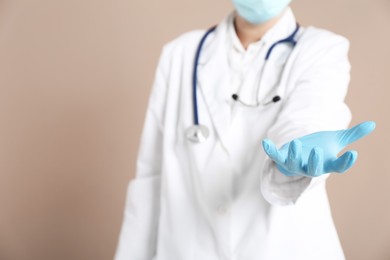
[114,46,171,260]
[260,30,352,206]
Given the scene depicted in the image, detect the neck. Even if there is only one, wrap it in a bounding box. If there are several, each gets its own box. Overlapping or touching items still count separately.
[233,10,286,50]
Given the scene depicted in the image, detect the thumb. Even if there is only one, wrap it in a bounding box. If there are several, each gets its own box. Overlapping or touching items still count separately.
[338,121,376,147]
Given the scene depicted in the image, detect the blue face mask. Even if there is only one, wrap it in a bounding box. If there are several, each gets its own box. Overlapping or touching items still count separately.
[232,0,292,24]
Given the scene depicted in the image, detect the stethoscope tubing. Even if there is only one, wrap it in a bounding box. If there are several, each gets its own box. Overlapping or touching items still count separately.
[192,26,217,126]
[265,23,300,60]
[188,22,300,143]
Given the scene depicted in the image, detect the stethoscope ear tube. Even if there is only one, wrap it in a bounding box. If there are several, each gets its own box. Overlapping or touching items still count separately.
[187,23,300,143]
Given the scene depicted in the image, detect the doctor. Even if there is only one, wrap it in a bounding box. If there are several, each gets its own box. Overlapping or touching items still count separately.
[115,1,375,259]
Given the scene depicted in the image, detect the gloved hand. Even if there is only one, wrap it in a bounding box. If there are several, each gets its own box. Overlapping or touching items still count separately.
[262,121,376,177]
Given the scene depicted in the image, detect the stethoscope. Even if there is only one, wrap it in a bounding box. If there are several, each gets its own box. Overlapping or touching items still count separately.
[186,23,300,143]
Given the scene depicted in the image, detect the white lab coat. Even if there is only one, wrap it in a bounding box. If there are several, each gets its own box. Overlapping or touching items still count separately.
[115,8,351,260]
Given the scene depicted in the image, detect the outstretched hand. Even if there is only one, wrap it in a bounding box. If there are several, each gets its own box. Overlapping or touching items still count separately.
[262,121,376,177]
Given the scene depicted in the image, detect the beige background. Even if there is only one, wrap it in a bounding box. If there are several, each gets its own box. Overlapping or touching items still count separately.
[0,0,389,259]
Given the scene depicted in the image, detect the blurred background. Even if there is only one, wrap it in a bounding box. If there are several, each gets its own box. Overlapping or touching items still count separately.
[0,0,389,259]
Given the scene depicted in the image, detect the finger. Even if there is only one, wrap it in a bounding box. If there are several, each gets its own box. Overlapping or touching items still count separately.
[286,140,302,173]
[306,147,323,177]
[328,150,358,173]
[338,121,376,147]
[262,139,286,165]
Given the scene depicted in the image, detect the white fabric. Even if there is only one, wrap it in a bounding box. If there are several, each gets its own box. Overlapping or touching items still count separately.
[115,7,351,260]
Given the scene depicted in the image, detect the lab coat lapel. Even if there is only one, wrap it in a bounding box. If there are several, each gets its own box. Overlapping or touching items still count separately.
[197,18,231,151]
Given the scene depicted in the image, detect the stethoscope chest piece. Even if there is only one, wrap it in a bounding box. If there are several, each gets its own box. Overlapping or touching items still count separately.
[185,125,209,143]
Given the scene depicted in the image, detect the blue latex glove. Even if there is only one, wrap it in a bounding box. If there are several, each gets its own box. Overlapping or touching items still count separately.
[262,121,376,177]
